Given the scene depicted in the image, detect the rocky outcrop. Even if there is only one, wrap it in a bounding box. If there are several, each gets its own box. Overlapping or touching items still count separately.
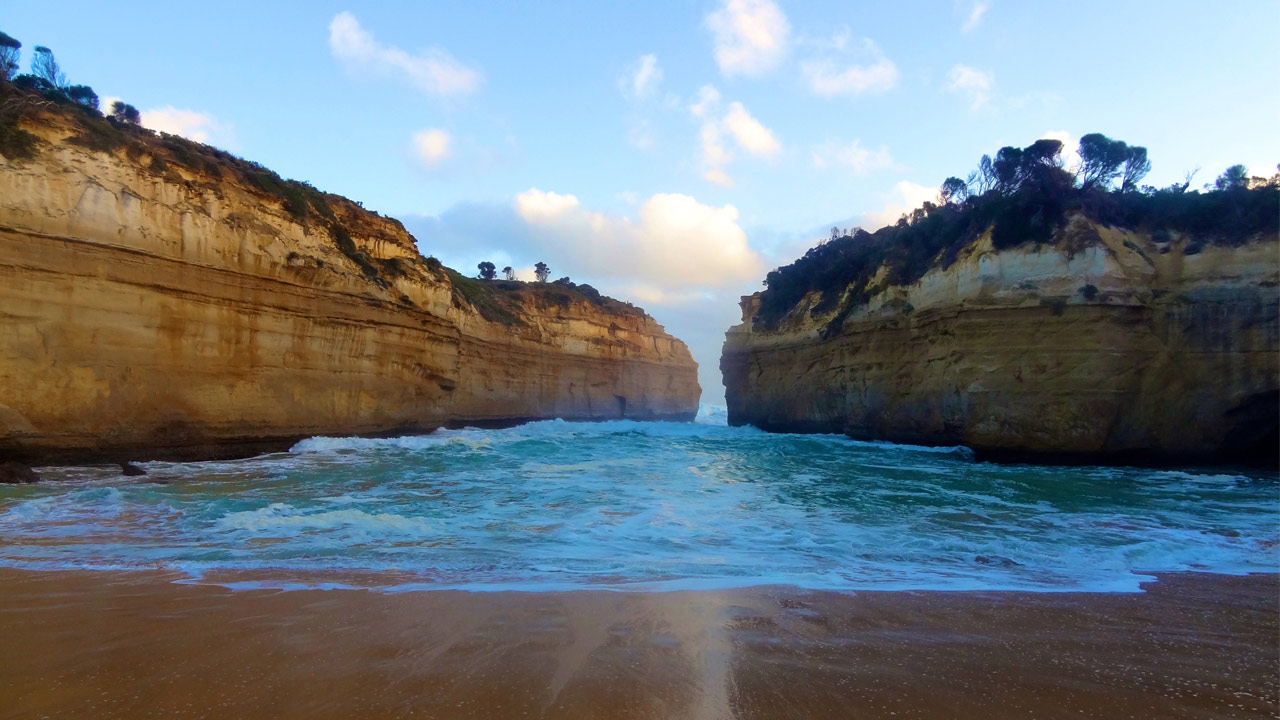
[722,217,1278,464]
[0,108,699,464]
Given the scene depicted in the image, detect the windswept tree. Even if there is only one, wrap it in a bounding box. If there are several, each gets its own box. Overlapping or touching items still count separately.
[502,266,515,280]
[0,32,19,82]
[939,176,968,204]
[534,261,550,282]
[1021,138,1063,171]
[109,100,140,125]
[477,261,496,280]
[1119,146,1151,193]
[971,154,997,194]
[65,84,98,110]
[1076,133,1129,190]
[992,146,1023,193]
[1214,164,1249,191]
[31,45,66,89]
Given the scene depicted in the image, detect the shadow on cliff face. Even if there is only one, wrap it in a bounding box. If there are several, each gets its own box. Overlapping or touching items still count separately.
[1228,390,1280,468]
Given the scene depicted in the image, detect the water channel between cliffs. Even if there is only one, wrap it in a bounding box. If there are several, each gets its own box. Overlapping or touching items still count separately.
[1,406,1275,594]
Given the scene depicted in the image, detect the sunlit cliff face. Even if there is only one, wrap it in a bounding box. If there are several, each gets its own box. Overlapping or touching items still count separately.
[0,108,700,462]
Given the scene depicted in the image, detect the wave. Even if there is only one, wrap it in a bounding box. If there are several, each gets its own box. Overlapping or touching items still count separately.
[216,503,434,536]
[1,418,1275,595]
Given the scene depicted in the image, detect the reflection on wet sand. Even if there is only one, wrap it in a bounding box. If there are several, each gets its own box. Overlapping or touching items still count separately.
[0,569,1275,719]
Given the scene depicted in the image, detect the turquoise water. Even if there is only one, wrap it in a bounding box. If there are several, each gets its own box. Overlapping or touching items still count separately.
[1,407,1276,593]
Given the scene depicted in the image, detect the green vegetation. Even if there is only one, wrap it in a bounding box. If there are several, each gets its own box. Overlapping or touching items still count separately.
[108,100,140,125]
[0,32,19,82]
[445,270,645,326]
[447,269,523,325]
[550,277,643,316]
[0,30,651,325]
[756,135,1279,334]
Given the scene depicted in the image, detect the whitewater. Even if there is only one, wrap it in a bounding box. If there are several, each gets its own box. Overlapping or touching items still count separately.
[0,405,1275,593]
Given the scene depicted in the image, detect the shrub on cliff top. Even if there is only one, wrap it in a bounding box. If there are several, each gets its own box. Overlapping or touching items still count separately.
[1,31,22,81]
[755,134,1279,333]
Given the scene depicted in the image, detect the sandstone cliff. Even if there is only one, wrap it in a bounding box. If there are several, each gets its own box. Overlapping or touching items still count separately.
[0,107,699,463]
[722,217,1278,464]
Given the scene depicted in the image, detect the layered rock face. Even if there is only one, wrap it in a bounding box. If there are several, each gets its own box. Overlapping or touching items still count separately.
[0,111,699,463]
[722,218,1278,463]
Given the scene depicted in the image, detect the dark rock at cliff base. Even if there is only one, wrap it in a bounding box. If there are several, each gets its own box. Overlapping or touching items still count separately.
[0,461,38,484]
[120,462,147,477]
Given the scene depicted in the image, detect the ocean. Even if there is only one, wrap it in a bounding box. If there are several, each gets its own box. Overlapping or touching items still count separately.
[1,405,1275,593]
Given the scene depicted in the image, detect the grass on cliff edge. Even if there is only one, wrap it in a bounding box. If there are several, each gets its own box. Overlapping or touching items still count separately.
[445,271,644,327]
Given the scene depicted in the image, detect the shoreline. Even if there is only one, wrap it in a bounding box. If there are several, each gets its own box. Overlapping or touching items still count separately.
[1,568,1275,718]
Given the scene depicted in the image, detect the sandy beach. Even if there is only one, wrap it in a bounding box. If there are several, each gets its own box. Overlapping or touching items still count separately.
[0,569,1274,719]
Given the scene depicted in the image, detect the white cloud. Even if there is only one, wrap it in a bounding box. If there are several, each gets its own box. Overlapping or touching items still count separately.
[622,54,663,99]
[946,64,993,109]
[514,188,581,219]
[812,139,894,175]
[140,107,235,147]
[722,102,780,156]
[802,41,899,98]
[688,89,779,185]
[1040,130,1081,173]
[698,121,735,186]
[961,1,991,32]
[862,181,938,230]
[705,0,791,77]
[689,85,721,118]
[513,189,764,291]
[411,128,451,167]
[328,11,480,97]
[703,168,734,187]
[700,121,732,167]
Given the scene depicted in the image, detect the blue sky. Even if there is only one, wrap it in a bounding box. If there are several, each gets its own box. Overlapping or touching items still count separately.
[6,1,1278,400]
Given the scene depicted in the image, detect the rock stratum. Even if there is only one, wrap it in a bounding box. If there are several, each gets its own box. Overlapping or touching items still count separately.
[0,108,699,464]
[722,217,1279,464]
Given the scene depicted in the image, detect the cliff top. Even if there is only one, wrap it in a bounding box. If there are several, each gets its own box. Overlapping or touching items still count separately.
[755,135,1278,332]
[0,76,649,327]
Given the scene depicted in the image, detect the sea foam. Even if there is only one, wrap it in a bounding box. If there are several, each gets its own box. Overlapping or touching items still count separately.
[0,419,1274,594]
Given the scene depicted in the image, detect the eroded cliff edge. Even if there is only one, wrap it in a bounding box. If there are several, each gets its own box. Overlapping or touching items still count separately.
[0,108,699,463]
[722,217,1278,465]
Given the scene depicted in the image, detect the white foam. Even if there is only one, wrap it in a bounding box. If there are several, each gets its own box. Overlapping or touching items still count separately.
[696,403,729,426]
[216,503,434,536]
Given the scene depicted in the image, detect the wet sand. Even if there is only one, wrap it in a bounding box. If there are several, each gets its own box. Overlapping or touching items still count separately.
[0,570,1275,719]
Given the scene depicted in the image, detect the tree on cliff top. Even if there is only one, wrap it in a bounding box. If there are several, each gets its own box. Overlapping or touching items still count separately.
[109,100,140,125]
[534,261,550,282]
[1076,133,1129,190]
[939,177,968,204]
[31,46,66,89]
[1119,146,1151,193]
[477,261,496,280]
[0,32,19,82]
[503,266,516,280]
[65,84,98,111]
[1214,164,1249,192]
